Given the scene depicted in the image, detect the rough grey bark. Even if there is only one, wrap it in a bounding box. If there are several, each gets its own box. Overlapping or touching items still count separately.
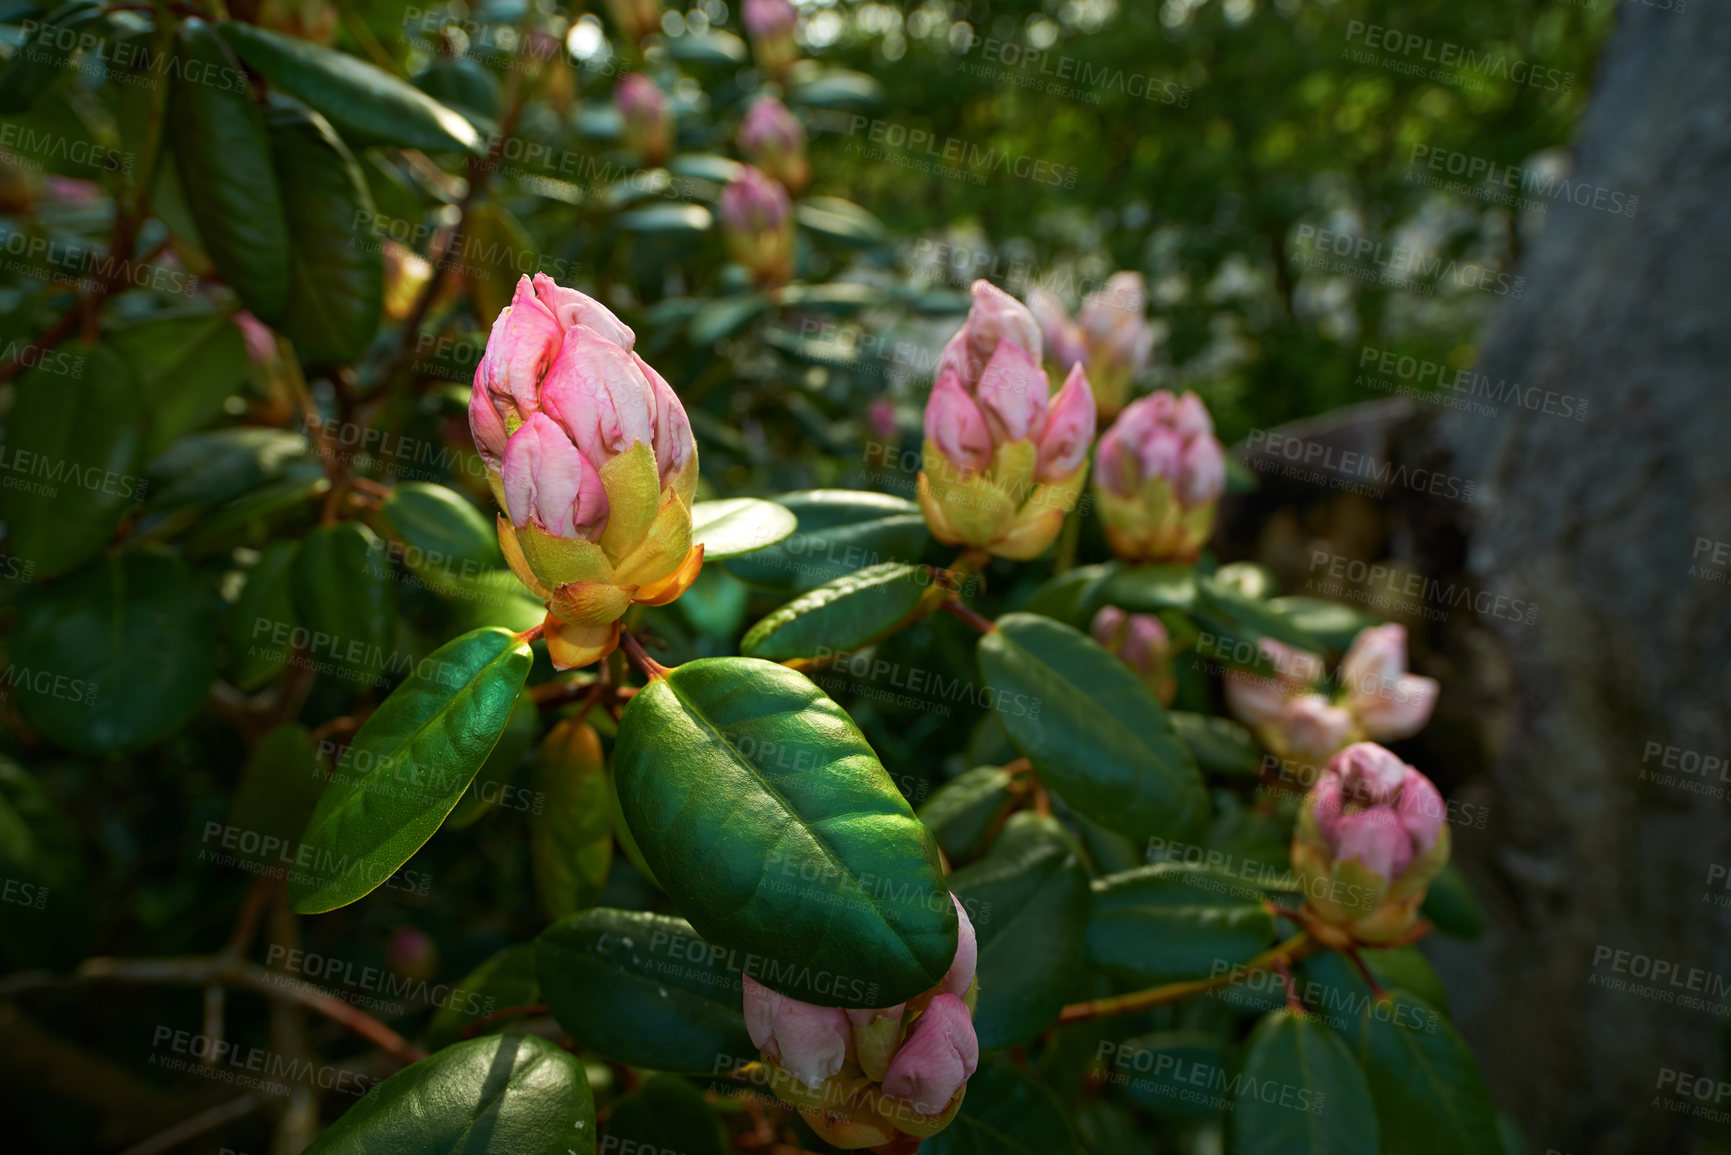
[1427,1,1731,1150]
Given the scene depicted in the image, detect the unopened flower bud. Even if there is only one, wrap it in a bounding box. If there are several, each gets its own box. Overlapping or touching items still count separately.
[1292,742,1450,943]
[880,994,979,1116]
[1337,624,1439,741]
[615,74,673,165]
[470,275,701,669]
[1093,389,1224,563]
[1027,286,1087,379]
[385,926,438,982]
[919,281,1095,560]
[738,95,808,194]
[720,165,794,286]
[743,974,852,1090]
[1091,605,1175,705]
[1075,272,1153,419]
[742,0,799,76]
[603,0,662,44]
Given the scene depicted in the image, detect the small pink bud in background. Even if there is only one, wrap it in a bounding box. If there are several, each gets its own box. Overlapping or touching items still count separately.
[1223,638,1326,731]
[1091,389,1226,563]
[720,166,794,285]
[1074,272,1154,418]
[742,975,852,1090]
[742,0,799,75]
[1091,605,1175,704]
[385,927,438,983]
[866,397,899,441]
[738,95,809,194]
[1027,286,1087,376]
[602,0,663,43]
[880,994,979,1115]
[1332,808,1413,883]
[1333,741,1409,806]
[1280,694,1356,764]
[1338,624,1439,741]
[615,74,673,165]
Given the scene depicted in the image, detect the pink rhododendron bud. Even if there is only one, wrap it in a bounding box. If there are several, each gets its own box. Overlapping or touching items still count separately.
[1073,272,1154,418]
[880,994,979,1116]
[918,281,1093,560]
[866,397,899,441]
[602,0,662,43]
[1280,694,1356,765]
[742,0,799,75]
[1092,389,1226,563]
[1027,286,1087,377]
[385,926,438,982]
[1337,623,1440,741]
[940,895,977,997]
[470,275,703,670]
[615,74,672,164]
[1292,743,1452,944]
[743,975,852,1090]
[720,165,795,285]
[1223,638,1326,731]
[1090,605,1175,705]
[738,95,809,194]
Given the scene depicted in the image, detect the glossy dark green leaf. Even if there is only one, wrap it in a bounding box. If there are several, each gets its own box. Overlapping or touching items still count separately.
[689,497,797,560]
[1296,948,1451,1033]
[917,766,1018,862]
[0,1,102,114]
[1192,575,1325,655]
[1355,991,1502,1155]
[603,1074,728,1155]
[789,71,885,111]
[168,20,291,323]
[740,562,932,661]
[302,1034,592,1155]
[535,908,755,1074]
[9,551,217,753]
[619,202,713,232]
[443,690,537,830]
[147,428,315,515]
[380,482,503,576]
[0,343,142,577]
[108,314,250,454]
[1105,1030,1228,1119]
[1170,712,1263,777]
[723,490,928,593]
[426,943,541,1051]
[920,1057,1079,1155]
[666,30,747,65]
[228,540,300,690]
[689,294,770,345]
[217,22,482,153]
[978,614,1208,842]
[613,657,955,1007]
[288,627,532,913]
[1085,864,1277,986]
[291,522,397,690]
[412,56,501,129]
[1230,1011,1378,1155]
[530,718,613,920]
[1100,563,1199,614]
[1421,862,1488,940]
[227,723,324,878]
[668,153,744,185]
[948,813,1091,1048]
[268,104,384,365]
[795,195,888,246]
[1266,597,1382,650]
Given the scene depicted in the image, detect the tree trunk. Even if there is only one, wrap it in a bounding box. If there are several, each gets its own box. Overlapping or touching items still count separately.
[1429,1,1731,1150]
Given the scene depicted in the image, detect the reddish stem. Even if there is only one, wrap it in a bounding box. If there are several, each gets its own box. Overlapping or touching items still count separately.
[940,598,996,634]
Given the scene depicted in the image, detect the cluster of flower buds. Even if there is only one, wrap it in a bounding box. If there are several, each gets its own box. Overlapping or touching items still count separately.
[1224,624,1439,766]
[1090,606,1175,705]
[603,0,663,45]
[1292,742,1449,944]
[468,274,702,670]
[1091,389,1225,564]
[1028,272,1154,419]
[743,897,979,1149]
[615,74,673,165]
[918,281,1097,560]
[720,165,795,285]
[743,0,799,76]
[738,95,809,195]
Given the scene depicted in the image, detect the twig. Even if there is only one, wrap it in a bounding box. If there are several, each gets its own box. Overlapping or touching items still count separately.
[115,1092,265,1155]
[619,630,671,680]
[940,598,996,634]
[1057,933,1316,1023]
[460,1002,549,1039]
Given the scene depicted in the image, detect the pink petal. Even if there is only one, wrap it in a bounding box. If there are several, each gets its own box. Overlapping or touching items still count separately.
[880,993,979,1115]
[468,374,510,470]
[477,275,564,416]
[1120,614,1169,676]
[1332,808,1412,882]
[741,974,851,1089]
[1177,432,1225,507]
[1352,673,1439,742]
[941,894,977,997]
[1091,423,1139,497]
[501,413,609,539]
[1280,694,1355,762]
[1035,364,1097,481]
[532,272,635,352]
[1340,624,1410,694]
[1090,605,1128,649]
[1331,742,1410,806]
[1136,423,1185,486]
[1309,771,1345,844]
[538,329,657,470]
[975,341,1049,446]
[1395,769,1447,855]
[1172,390,1215,441]
[925,370,993,472]
[636,352,696,486]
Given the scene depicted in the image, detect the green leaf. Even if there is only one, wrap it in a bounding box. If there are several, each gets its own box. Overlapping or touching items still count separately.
[1421,862,1487,940]
[287,627,532,913]
[228,723,324,878]
[917,766,1018,862]
[668,153,745,186]
[740,562,932,662]
[689,294,770,345]
[1355,991,1502,1155]
[267,103,384,365]
[108,314,250,455]
[795,196,888,246]
[9,551,217,754]
[217,22,482,153]
[1170,712,1263,777]
[603,1074,728,1155]
[613,657,955,1007]
[666,30,747,65]
[426,943,541,1051]
[228,540,300,690]
[689,497,797,560]
[619,202,713,232]
[146,428,314,515]
[1230,1011,1378,1155]
[978,614,1208,842]
[535,908,755,1074]
[1266,597,1382,650]
[379,481,504,580]
[1085,864,1277,986]
[1192,575,1325,655]
[920,1057,1079,1155]
[947,813,1091,1048]
[1100,563,1198,614]
[774,282,888,313]
[789,71,885,111]
[0,343,142,578]
[291,522,397,689]
[723,490,928,593]
[443,690,537,830]
[1296,948,1451,1032]
[529,718,613,920]
[0,1,102,114]
[1106,1030,1228,1118]
[168,20,291,323]
[411,56,501,130]
[302,1034,593,1155]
